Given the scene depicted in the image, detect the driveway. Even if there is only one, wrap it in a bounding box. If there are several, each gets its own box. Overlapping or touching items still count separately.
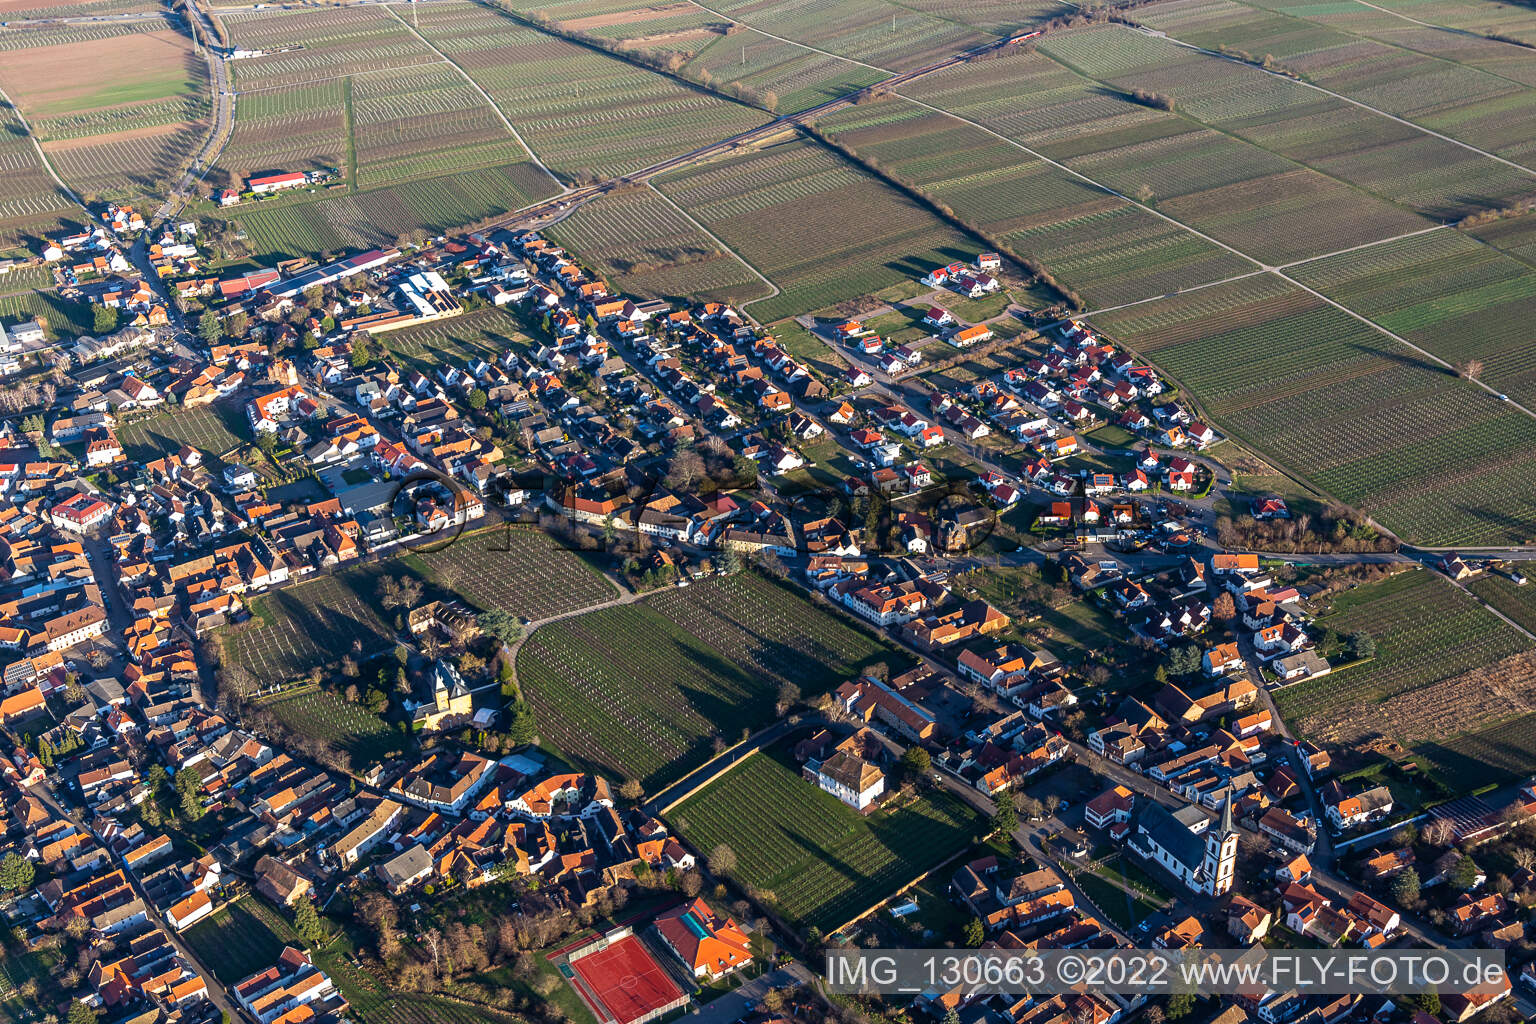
[690,964,813,1024]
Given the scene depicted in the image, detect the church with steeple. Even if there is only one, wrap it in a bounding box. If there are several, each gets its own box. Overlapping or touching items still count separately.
[1127,788,1239,896]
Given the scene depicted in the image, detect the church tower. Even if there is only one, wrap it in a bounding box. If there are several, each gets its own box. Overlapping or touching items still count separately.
[1202,789,1239,896]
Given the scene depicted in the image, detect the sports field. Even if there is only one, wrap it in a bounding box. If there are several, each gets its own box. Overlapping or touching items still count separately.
[567,935,684,1024]
[671,746,984,933]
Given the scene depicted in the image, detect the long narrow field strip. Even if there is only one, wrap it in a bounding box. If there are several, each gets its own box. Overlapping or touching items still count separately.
[1031,24,1536,221]
[1092,275,1536,545]
[221,5,443,89]
[817,96,1254,307]
[1287,228,1536,408]
[547,185,772,303]
[409,1,769,181]
[517,572,901,788]
[672,746,984,932]
[653,137,979,320]
[1274,569,1536,791]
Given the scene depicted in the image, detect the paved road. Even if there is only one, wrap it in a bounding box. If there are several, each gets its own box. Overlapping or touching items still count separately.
[156,0,236,225]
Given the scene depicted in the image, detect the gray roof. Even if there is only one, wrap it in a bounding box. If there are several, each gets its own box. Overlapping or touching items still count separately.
[1134,800,1205,873]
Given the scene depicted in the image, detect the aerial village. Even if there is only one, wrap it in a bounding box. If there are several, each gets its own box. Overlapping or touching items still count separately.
[0,199,1527,1024]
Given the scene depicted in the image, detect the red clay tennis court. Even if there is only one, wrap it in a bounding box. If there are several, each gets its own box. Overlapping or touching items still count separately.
[567,934,687,1024]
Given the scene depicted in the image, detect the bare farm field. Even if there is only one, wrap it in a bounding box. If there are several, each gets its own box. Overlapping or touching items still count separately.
[546,186,772,304]
[1274,569,1536,790]
[0,21,210,199]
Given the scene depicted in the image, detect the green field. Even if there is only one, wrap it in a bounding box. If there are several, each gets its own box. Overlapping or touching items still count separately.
[1092,275,1536,546]
[1275,569,1535,788]
[411,2,768,180]
[517,572,901,788]
[185,896,304,983]
[225,528,616,685]
[116,403,250,462]
[253,682,408,766]
[1469,572,1536,635]
[411,527,619,622]
[1288,229,1536,409]
[1033,24,1536,224]
[224,563,405,683]
[378,306,537,376]
[654,137,980,321]
[672,746,985,933]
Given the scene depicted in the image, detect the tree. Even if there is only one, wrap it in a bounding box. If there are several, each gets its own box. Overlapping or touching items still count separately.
[619,779,644,803]
[505,700,536,745]
[1417,991,1440,1015]
[477,609,523,646]
[708,843,737,876]
[1165,993,1194,1020]
[1347,630,1376,659]
[991,799,1018,839]
[1211,591,1235,622]
[175,767,205,821]
[0,851,34,893]
[962,917,985,947]
[293,898,327,947]
[199,309,221,345]
[900,746,932,782]
[93,305,120,334]
[775,680,800,714]
[468,388,488,411]
[1462,359,1484,381]
[68,1003,99,1024]
[942,1007,960,1024]
[1166,644,1201,677]
[1390,867,1421,909]
[1449,854,1482,892]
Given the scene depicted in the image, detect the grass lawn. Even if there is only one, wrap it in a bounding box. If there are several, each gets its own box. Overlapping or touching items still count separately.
[1085,424,1137,448]
[931,290,1012,323]
[768,320,849,381]
[1071,872,1159,932]
[671,746,985,934]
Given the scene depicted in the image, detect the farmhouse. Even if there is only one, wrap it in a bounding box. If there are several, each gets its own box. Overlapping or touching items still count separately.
[247,171,309,194]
